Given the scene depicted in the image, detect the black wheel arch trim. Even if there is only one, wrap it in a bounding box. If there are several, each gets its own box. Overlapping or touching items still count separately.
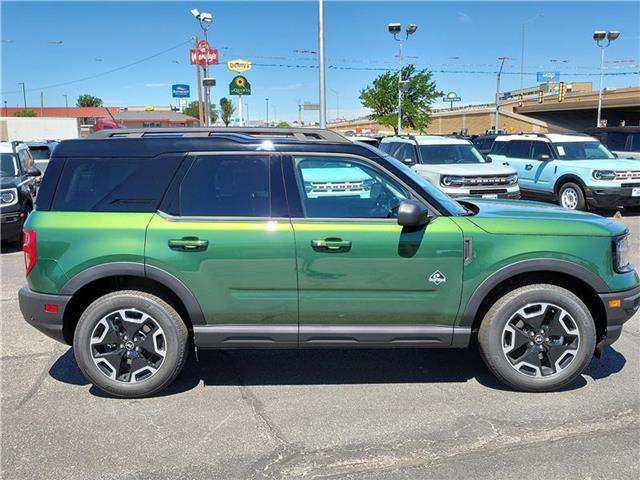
[555,174,586,194]
[458,258,610,329]
[60,261,206,325]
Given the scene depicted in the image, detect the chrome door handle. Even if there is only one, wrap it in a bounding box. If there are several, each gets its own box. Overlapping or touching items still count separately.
[311,238,352,253]
[168,237,208,251]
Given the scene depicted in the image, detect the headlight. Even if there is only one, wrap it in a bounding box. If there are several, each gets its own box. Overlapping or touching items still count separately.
[613,234,632,273]
[0,188,18,207]
[506,174,518,185]
[441,175,465,187]
[593,170,617,181]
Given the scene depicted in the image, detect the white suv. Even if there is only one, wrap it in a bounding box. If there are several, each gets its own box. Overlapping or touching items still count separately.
[379,136,519,199]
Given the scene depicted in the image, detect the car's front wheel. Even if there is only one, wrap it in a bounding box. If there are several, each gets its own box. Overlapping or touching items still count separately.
[478,284,596,392]
[558,182,586,211]
[73,290,189,398]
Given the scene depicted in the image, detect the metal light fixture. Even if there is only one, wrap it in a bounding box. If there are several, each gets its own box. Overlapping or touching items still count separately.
[593,29,621,127]
[406,24,418,35]
[388,22,418,134]
[388,23,401,34]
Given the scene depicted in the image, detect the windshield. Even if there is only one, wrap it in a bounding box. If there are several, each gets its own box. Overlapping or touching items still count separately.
[554,142,615,160]
[0,153,19,177]
[418,144,486,165]
[28,146,51,160]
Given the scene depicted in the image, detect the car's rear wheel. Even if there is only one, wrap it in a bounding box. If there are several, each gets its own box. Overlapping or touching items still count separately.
[73,290,189,398]
[478,284,596,392]
[558,182,586,211]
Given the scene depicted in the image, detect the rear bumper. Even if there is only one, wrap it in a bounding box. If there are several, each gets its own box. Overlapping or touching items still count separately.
[597,284,640,351]
[586,186,640,209]
[18,286,71,345]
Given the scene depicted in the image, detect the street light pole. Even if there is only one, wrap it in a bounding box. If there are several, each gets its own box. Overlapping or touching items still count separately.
[594,30,620,127]
[520,14,542,94]
[389,23,417,135]
[191,8,213,126]
[318,0,326,128]
[495,57,507,131]
[18,82,27,109]
[193,35,204,125]
[266,98,269,125]
[63,94,69,116]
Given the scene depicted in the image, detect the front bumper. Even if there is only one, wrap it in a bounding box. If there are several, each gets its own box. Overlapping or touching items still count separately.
[597,284,640,352]
[586,185,640,209]
[18,286,71,344]
[0,209,26,241]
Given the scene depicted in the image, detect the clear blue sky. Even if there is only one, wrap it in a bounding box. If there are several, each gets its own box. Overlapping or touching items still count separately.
[2,1,639,122]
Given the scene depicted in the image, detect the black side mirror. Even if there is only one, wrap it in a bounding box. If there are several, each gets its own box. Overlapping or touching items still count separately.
[397,200,430,227]
[537,154,552,162]
[26,167,42,177]
[484,155,492,163]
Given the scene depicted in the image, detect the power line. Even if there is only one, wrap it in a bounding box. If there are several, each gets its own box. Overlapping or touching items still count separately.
[1,39,192,95]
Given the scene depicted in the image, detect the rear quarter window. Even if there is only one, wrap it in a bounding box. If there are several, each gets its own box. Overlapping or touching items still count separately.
[51,155,183,212]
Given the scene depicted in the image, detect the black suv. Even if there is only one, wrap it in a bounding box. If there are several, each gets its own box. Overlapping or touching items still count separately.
[1,141,40,244]
[584,126,640,161]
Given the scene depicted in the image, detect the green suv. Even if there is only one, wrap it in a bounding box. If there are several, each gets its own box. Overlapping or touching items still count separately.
[19,128,640,397]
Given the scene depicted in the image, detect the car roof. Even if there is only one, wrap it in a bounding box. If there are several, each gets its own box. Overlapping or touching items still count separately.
[493,133,597,143]
[381,135,471,146]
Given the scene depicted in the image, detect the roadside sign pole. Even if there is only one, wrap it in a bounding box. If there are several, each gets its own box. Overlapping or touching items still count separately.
[495,57,507,130]
[238,95,243,126]
[193,36,205,125]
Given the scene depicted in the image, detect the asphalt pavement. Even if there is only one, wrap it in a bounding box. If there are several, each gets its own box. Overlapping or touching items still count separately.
[1,212,639,480]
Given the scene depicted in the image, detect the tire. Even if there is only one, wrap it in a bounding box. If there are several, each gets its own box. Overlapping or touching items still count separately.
[73,290,189,398]
[558,182,586,211]
[478,284,596,392]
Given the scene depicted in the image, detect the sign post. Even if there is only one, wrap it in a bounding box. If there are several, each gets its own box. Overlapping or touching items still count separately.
[229,76,251,126]
[443,91,462,111]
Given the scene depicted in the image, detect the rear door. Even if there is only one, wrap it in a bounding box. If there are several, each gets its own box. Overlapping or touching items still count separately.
[284,153,464,347]
[528,141,556,191]
[145,153,298,347]
[504,140,533,189]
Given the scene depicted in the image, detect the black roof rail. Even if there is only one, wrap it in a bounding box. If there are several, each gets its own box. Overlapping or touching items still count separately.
[87,127,349,143]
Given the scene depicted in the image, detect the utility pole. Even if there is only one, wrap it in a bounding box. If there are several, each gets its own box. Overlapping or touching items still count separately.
[40,91,44,116]
[265,98,269,125]
[495,57,507,131]
[63,94,69,116]
[318,0,326,128]
[18,82,27,109]
[193,35,204,125]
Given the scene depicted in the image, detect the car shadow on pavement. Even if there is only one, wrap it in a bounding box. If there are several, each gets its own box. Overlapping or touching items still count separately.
[48,345,627,398]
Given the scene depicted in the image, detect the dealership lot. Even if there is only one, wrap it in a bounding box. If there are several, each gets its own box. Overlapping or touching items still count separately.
[1,212,638,480]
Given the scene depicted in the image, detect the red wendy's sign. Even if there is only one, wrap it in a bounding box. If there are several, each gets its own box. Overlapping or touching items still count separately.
[190,41,218,65]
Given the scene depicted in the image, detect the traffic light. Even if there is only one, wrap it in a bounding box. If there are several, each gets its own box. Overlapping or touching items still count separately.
[518,94,523,107]
[538,90,544,104]
[558,82,567,102]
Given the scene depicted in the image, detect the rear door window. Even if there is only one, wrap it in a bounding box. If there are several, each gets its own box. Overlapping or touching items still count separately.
[51,155,182,212]
[507,140,532,158]
[172,155,271,217]
[490,140,509,155]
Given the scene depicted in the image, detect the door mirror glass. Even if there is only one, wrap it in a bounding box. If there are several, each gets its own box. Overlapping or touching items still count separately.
[397,200,430,227]
[537,154,552,162]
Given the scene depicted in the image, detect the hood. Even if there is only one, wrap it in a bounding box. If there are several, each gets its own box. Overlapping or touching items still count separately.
[558,158,640,171]
[460,198,626,237]
[0,177,20,189]
[413,163,516,176]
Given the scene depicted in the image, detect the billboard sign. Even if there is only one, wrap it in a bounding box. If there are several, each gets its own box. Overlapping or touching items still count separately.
[537,71,560,83]
[190,41,219,65]
[443,91,462,102]
[227,59,252,73]
[303,102,320,111]
[229,75,251,95]
[171,84,190,98]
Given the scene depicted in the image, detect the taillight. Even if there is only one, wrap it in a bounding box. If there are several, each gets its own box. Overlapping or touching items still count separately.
[23,229,36,275]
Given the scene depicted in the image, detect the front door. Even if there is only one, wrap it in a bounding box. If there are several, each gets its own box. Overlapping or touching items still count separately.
[285,154,464,347]
[145,153,298,347]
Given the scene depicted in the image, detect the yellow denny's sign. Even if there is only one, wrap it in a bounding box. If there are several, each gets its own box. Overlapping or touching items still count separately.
[227,59,252,73]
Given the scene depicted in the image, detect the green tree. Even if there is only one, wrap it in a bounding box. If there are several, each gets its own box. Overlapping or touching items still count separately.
[276,121,291,128]
[359,65,441,134]
[13,110,37,117]
[183,101,218,124]
[219,97,236,127]
[76,94,103,107]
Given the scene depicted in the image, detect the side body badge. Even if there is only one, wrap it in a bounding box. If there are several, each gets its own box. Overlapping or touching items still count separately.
[428,270,447,285]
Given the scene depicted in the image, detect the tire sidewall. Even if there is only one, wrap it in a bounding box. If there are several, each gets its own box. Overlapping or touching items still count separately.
[479,285,596,392]
[73,292,187,398]
[558,182,586,211]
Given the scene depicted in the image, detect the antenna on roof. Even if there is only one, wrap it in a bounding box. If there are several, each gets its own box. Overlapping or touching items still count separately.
[104,107,117,123]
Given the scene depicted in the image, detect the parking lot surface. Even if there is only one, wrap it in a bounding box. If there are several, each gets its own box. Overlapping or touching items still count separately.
[1,213,639,480]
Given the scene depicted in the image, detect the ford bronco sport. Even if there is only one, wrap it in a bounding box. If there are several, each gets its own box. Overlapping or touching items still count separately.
[19,128,640,397]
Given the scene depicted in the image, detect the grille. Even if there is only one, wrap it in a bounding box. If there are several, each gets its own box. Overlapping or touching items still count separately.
[469,189,508,195]
[461,176,512,187]
[615,171,640,181]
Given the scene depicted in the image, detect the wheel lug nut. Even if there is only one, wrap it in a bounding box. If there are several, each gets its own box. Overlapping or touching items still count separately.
[529,341,534,346]
[119,344,124,348]
[529,332,535,337]
[135,347,140,352]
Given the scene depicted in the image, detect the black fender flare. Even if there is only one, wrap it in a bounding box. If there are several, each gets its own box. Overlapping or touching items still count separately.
[458,258,610,329]
[60,261,206,325]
